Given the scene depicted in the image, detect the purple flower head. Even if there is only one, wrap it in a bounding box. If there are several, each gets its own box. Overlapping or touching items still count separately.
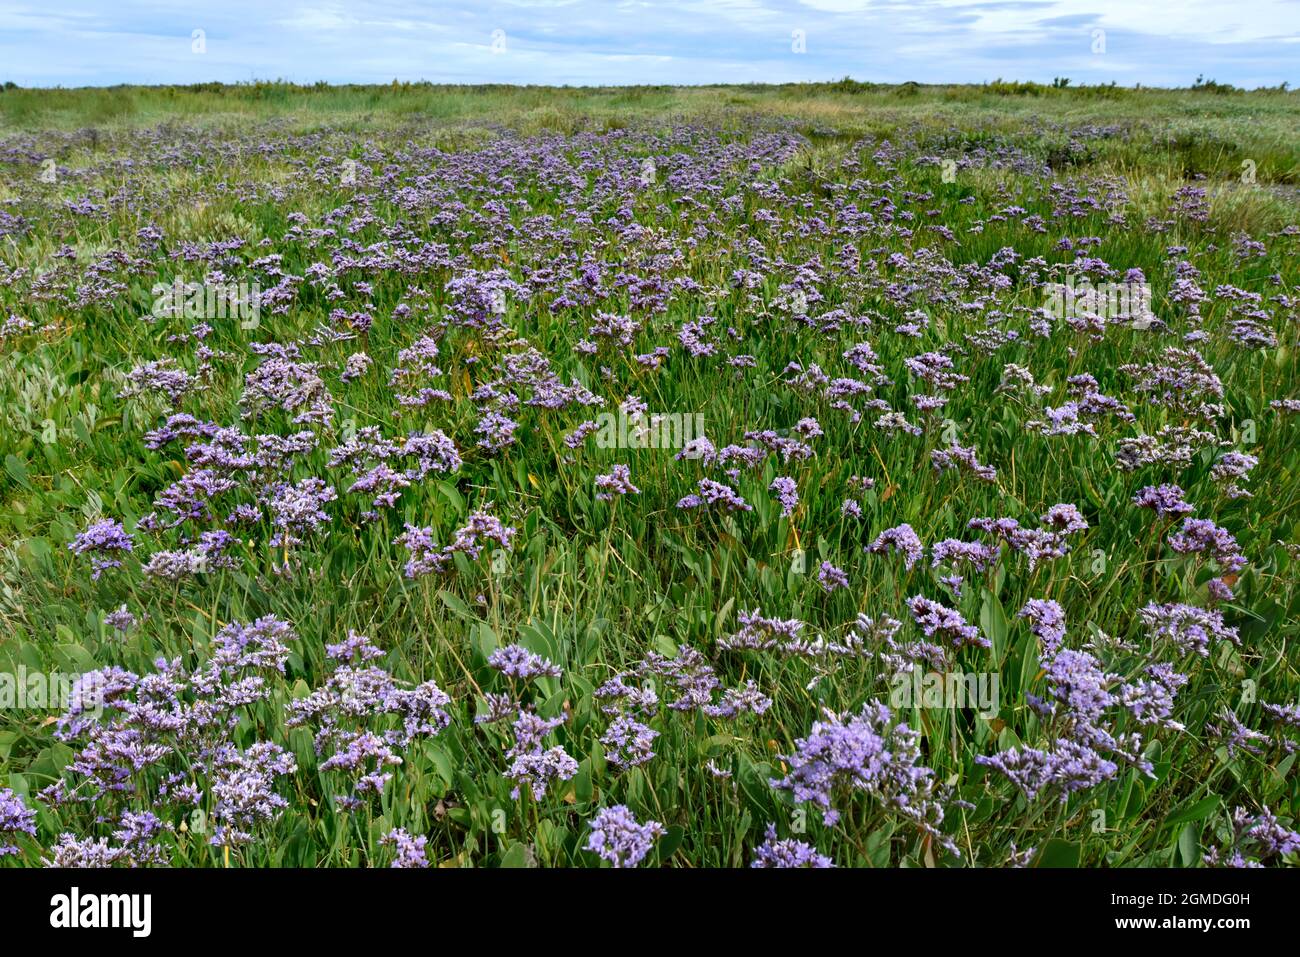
[381,828,430,868]
[817,561,849,593]
[703,680,773,719]
[506,746,578,801]
[1140,602,1240,657]
[751,824,834,868]
[867,524,924,570]
[677,478,751,512]
[769,476,799,518]
[69,519,134,579]
[208,742,298,847]
[104,606,138,634]
[594,464,640,502]
[931,443,997,482]
[585,805,665,868]
[1205,807,1300,867]
[1040,503,1088,534]
[1168,517,1247,573]
[1018,599,1066,655]
[488,644,562,681]
[448,510,517,559]
[325,631,386,663]
[0,788,37,857]
[907,595,988,649]
[720,609,806,652]
[1120,664,1187,731]
[268,477,337,547]
[770,700,955,854]
[601,715,659,768]
[394,523,450,578]
[1132,484,1194,517]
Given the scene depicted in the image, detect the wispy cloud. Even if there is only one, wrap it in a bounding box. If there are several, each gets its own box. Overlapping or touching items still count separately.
[1,0,1295,87]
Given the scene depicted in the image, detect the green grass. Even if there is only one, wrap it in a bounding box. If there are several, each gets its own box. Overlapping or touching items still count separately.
[0,82,1297,868]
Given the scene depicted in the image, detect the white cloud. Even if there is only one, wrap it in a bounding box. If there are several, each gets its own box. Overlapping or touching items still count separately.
[0,0,1294,87]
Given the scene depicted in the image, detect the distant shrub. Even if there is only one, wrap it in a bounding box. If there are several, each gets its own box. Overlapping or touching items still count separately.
[986,79,1047,96]
[1192,75,1239,95]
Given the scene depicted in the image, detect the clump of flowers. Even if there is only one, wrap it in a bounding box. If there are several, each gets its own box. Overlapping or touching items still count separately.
[600,715,659,768]
[770,700,956,854]
[104,605,138,634]
[818,561,849,593]
[931,443,997,482]
[676,477,752,512]
[867,523,924,570]
[1132,484,1194,517]
[1204,807,1300,867]
[594,464,639,502]
[769,476,799,517]
[1139,602,1240,657]
[1018,598,1067,655]
[504,711,578,800]
[907,595,988,650]
[718,609,806,652]
[750,824,833,868]
[69,518,134,579]
[977,644,1155,802]
[286,631,452,810]
[381,827,431,868]
[967,504,1089,571]
[395,509,517,579]
[0,788,36,857]
[488,644,562,681]
[585,805,665,868]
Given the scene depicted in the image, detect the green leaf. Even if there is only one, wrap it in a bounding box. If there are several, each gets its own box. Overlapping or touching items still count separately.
[715,597,736,638]
[475,622,499,661]
[438,589,474,621]
[437,481,464,514]
[4,454,31,490]
[423,743,455,790]
[652,634,678,657]
[1165,794,1220,827]
[1268,751,1297,796]
[1034,839,1080,868]
[574,761,593,805]
[499,842,532,868]
[1177,822,1200,867]
[656,825,685,863]
[979,589,1009,660]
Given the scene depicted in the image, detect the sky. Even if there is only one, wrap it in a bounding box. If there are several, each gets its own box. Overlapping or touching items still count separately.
[1,0,1297,89]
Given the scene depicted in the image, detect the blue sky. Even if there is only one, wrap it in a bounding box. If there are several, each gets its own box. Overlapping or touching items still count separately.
[1,0,1297,88]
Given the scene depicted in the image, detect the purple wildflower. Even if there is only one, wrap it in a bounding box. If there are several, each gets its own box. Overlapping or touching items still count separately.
[488,644,562,681]
[69,519,134,580]
[769,476,799,517]
[0,788,36,857]
[818,561,849,593]
[585,805,665,868]
[381,828,430,868]
[907,596,988,649]
[867,524,924,570]
[751,825,834,868]
[594,464,640,502]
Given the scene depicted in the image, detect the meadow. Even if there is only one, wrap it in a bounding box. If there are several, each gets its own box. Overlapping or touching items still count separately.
[0,81,1298,867]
